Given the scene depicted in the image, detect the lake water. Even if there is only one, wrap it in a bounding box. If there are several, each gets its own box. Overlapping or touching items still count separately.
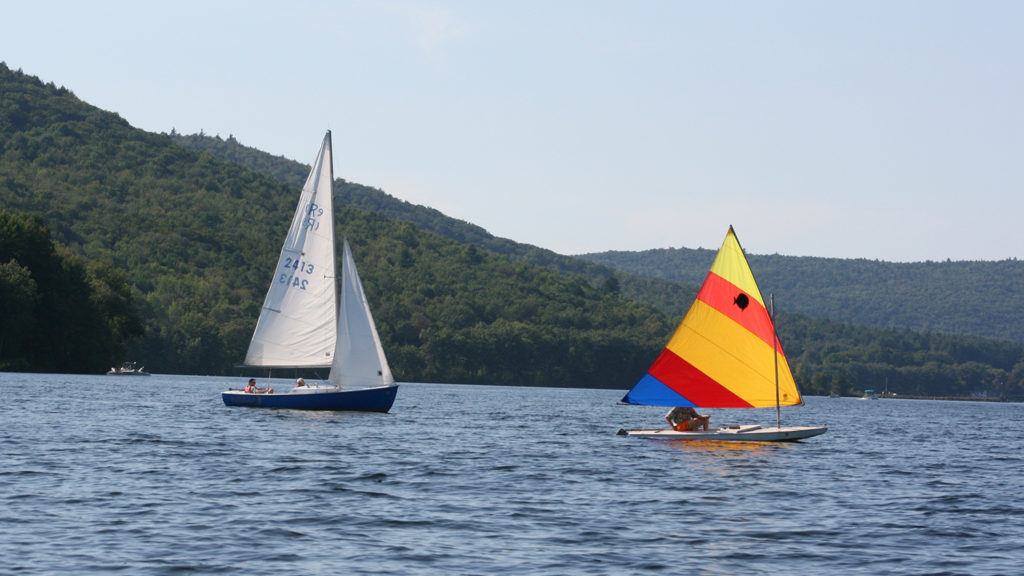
[1,372,1021,575]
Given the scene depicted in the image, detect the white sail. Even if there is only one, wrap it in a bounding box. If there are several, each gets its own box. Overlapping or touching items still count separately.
[329,239,394,388]
[244,132,337,368]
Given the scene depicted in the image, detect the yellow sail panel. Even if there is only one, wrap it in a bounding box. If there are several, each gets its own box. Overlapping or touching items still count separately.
[696,271,776,348]
[665,300,802,407]
[709,227,766,309]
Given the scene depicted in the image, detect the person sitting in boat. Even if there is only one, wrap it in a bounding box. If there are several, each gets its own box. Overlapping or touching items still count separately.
[666,406,710,431]
[244,378,273,394]
[294,377,306,389]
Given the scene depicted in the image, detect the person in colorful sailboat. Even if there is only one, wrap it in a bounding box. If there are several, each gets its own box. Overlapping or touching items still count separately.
[665,406,710,431]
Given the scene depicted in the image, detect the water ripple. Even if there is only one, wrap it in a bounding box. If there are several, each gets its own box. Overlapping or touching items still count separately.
[1,375,1022,575]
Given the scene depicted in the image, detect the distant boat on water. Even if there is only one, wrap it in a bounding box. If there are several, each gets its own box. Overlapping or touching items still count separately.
[106,361,149,376]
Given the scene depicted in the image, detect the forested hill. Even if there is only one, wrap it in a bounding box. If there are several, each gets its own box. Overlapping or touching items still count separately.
[173,132,635,275]
[3,63,1022,398]
[171,131,1024,400]
[580,248,1024,344]
[172,131,1024,345]
[0,63,672,386]
[171,132,696,327]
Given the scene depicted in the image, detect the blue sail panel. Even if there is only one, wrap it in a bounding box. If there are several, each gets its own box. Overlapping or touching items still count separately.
[621,374,696,407]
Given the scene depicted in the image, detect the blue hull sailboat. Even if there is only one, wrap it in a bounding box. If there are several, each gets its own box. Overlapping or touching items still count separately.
[222,131,398,412]
[222,382,397,411]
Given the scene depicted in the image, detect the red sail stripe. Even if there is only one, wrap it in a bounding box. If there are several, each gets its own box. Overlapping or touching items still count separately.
[695,271,782,354]
[647,348,754,408]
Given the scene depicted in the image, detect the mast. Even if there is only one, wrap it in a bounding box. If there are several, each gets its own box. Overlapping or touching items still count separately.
[771,293,781,428]
[326,130,337,314]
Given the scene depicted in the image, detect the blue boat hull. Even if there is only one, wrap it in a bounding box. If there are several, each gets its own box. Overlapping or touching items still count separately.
[221,385,398,412]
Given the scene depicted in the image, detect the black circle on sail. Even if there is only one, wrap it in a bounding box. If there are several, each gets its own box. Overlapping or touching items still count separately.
[733,293,749,310]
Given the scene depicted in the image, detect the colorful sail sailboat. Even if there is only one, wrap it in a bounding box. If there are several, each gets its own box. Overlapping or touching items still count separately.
[618,226,826,441]
[221,131,398,411]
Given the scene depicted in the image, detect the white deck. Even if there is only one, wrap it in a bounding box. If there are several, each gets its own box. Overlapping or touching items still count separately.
[617,425,827,442]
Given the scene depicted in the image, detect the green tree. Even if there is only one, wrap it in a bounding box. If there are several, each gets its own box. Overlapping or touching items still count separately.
[0,209,142,372]
[0,259,37,368]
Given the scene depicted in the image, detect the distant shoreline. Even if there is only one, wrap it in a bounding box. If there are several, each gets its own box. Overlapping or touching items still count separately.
[841,394,1013,403]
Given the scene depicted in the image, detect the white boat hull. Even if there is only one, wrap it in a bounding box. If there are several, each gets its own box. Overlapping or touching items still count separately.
[616,424,827,442]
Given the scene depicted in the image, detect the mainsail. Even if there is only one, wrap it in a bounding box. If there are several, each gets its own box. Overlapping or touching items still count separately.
[329,239,395,388]
[244,132,338,368]
[622,226,802,408]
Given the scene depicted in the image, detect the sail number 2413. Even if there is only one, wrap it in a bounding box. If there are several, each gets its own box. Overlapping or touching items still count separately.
[278,257,315,291]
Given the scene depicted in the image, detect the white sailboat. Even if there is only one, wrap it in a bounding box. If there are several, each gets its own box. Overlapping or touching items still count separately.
[221,131,398,411]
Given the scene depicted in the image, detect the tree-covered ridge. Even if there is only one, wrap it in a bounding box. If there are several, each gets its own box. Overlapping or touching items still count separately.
[170,131,636,280]
[0,63,671,385]
[169,125,1024,400]
[581,247,1024,344]
[0,210,142,372]
[172,130,1024,345]
[3,63,1022,398]
[778,312,1023,399]
[1,63,305,374]
[172,131,1024,399]
[339,210,673,386]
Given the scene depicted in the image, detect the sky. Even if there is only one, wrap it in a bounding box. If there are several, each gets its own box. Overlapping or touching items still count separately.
[3,0,1022,261]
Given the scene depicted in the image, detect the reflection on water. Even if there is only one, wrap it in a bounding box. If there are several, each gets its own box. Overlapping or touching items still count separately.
[660,438,782,456]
